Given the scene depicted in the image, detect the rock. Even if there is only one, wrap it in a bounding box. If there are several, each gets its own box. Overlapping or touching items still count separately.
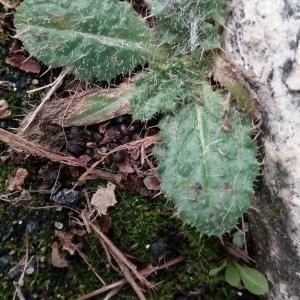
[0,256,11,269]
[54,221,64,230]
[225,1,300,298]
[51,189,80,205]
[149,238,166,266]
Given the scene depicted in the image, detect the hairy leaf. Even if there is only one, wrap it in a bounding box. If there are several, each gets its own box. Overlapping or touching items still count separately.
[64,94,131,127]
[146,0,229,54]
[155,85,258,235]
[129,59,204,121]
[14,0,161,81]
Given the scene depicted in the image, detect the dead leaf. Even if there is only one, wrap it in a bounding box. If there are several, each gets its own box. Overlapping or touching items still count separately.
[55,230,77,256]
[222,118,233,131]
[51,242,69,268]
[0,100,11,119]
[5,55,41,73]
[143,176,160,191]
[70,227,87,237]
[7,168,28,191]
[114,150,134,174]
[91,182,117,215]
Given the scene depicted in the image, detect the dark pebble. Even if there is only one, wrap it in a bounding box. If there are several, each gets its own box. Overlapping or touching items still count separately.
[6,264,23,280]
[0,121,7,129]
[66,141,85,156]
[51,189,80,205]
[1,224,15,243]
[26,217,39,239]
[0,256,11,269]
[149,238,166,266]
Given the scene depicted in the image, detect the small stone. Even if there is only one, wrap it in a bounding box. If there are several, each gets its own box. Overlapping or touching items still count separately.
[66,141,85,156]
[54,222,63,230]
[86,142,97,148]
[100,147,108,153]
[0,121,7,129]
[25,267,35,275]
[51,189,80,205]
[0,256,11,269]
[31,79,39,85]
[149,238,166,266]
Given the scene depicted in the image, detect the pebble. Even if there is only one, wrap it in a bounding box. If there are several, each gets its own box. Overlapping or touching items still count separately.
[25,267,35,275]
[51,189,80,205]
[0,256,11,269]
[54,221,63,230]
[31,79,39,85]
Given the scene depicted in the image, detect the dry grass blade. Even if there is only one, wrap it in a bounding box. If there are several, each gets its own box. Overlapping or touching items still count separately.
[0,128,88,167]
[88,221,152,288]
[76,257,184,300]
[82,169,122,185]
[20,70,68,133]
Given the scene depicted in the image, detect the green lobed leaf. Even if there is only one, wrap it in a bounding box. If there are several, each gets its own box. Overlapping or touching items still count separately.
[225,263,241,287]
[234,263,269,295]
[155,84,258,236]
[128,59,204,121]
[14,0,162,81]
[146,0,230,54]
[63,95,130,127]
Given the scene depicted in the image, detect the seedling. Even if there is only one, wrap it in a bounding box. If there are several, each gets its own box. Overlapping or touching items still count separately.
[209,259,269,296]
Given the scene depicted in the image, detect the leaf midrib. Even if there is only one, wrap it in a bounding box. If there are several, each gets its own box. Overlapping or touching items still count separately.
[21,24,154,54]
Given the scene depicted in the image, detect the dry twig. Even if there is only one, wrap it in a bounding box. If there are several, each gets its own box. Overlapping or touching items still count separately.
[0,128,88,167]
[78,134,160,182]
[76,257,184,300]
[20,69,68,133]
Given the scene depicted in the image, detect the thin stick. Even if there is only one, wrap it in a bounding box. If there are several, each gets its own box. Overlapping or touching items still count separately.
[83,169,122,185]
[102,287,122,300]
[76,257,184,300]
[0,128,87,167]
[20,69,68,133]
[0,0,18,9]
[117,260,146,300]
[89,221,152,288]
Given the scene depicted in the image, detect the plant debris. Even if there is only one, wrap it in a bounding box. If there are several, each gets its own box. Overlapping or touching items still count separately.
[51,242,69,268]
[7,168,28,192]
[5,55,41,74]
[91,183,117,216]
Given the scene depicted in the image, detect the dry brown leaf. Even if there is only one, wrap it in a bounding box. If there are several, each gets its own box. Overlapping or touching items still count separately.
[143,176,160,191]
[55,230,77,256]
[115,150,135,174]
[5,55,41,73]
[51,242,69,268]
[91,182,117,215]
[0,100,11,119]
[7,168,28,192]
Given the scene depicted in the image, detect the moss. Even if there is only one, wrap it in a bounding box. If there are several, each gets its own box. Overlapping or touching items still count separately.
[0,172,236,299]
